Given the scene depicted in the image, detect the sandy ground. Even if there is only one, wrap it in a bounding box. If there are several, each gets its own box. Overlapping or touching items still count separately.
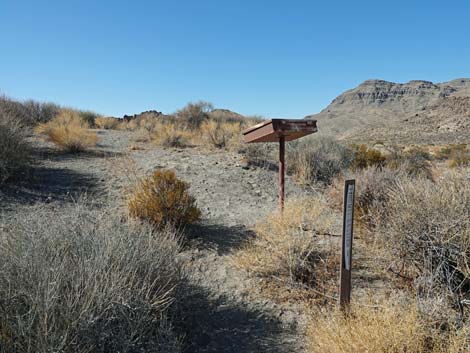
[0,129,312,352]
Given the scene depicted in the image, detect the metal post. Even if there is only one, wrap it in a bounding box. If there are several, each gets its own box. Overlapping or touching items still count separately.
[339,179,355,309]
[278,135,285,211]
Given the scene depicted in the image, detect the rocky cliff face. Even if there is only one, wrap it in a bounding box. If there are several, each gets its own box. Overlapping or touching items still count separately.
[307,78,470,143]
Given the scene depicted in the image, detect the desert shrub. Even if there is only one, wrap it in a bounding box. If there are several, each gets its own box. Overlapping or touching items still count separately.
[200,120,241,149]
[234,197,339,299]
[176,101,213,130]
[435,144,467,160]
[387,147,433,179]
[448,148,470,168]
[378,170,470,308]
[241,142,277,168]
[153,122,192,148]
[0,112,32,182]
[36,110,98,152]
[307,299,440,353]
[95,116,120,129]
[0,95,60,126]
[78,110,100,127]
[350,144,387,170]
[0,202,183,353]
[23,100,60,123]
[288,136,354,185]
[127,169,201,228]
[328,167,404,227]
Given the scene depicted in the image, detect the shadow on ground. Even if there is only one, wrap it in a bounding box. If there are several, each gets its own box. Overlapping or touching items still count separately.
[187,223,256,255]
[32,145,122,161]
[176,282,295,353]
[0,165,100,206]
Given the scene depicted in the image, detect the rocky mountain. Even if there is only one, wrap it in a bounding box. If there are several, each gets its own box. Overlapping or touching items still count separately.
[306,78,470,144]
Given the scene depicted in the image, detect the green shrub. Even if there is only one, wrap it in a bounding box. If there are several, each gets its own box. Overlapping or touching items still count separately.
[128,169,201,228]
[0,202,183,353]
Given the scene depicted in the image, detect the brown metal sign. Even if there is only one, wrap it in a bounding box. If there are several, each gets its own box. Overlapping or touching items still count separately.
[242,119,318,210]
[242,119,317,143]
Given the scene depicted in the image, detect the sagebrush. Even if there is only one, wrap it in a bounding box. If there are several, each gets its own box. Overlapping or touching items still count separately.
[0,202,183,353]
[0,112,31,183]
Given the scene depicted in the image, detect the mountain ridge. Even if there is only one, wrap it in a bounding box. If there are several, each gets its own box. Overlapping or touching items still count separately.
[305,78,470,143]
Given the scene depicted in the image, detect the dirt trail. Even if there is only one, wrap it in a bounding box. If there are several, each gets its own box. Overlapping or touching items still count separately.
[0,130,310,352]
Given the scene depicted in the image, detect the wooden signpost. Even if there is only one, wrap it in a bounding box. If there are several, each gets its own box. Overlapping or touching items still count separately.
[339,179,355,309]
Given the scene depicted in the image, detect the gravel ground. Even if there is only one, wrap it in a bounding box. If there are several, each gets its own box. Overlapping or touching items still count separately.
[0,129,312,353]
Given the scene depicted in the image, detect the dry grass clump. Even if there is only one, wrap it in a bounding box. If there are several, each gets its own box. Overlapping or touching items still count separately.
[127,169,201,228]
[377,169,470,307]
[350,144,387,169]
[95,116,120,129]
[36,110,98,152]
[448,148,470,168]
[153,122,193,148]
[200,120,242,149]
[307,300,440,353]
[234,197,339,300]
[0,201,183,353]
[288,136,353,185]
[0,112,32,183]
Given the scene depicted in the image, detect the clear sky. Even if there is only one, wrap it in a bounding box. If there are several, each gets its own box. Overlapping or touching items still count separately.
[1,0,469,118]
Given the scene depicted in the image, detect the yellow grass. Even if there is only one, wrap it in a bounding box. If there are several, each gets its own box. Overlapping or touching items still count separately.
[307,298,469,353]
[200,120,242,149]
[95,116,120,129]
[234,197,339,301]
[36,110,98,152]
[152,122,193,147]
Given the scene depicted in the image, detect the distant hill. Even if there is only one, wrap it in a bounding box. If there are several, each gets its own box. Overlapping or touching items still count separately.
[306,78,470,144]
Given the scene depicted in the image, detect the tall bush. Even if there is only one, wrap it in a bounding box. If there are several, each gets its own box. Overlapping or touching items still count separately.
[0,203,183,353]
[0,112,31,182]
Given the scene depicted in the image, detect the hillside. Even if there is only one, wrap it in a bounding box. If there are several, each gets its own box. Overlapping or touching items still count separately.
[306,78,470,144]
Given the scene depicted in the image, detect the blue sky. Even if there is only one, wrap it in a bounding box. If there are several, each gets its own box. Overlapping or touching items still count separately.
[1,0,469,118]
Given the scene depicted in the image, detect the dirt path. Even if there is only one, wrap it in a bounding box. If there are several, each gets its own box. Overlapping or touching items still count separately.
[1,130,310,352]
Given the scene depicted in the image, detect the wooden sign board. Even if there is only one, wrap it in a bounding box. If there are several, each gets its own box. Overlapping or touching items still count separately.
[242,119,317,143]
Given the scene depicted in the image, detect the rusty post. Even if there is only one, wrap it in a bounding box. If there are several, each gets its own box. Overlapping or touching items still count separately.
[279,135,285,211]
[339,179,355,309]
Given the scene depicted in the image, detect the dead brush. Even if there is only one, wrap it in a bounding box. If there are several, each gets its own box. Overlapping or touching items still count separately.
[375,168,470,316]
[36,110,98,152]
[127,169,201,229]
[307,298,444,353]
[153,122,193,148]
[0,112,32,183]
[94,116,120,129]
[0,201,183,353]
[327,167,404,228]
[200,120,242,149]
[234,197,339,301]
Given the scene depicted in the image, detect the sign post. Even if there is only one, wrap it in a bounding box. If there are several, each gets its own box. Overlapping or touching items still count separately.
[339,179,355,309]
[242,119,317,212]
